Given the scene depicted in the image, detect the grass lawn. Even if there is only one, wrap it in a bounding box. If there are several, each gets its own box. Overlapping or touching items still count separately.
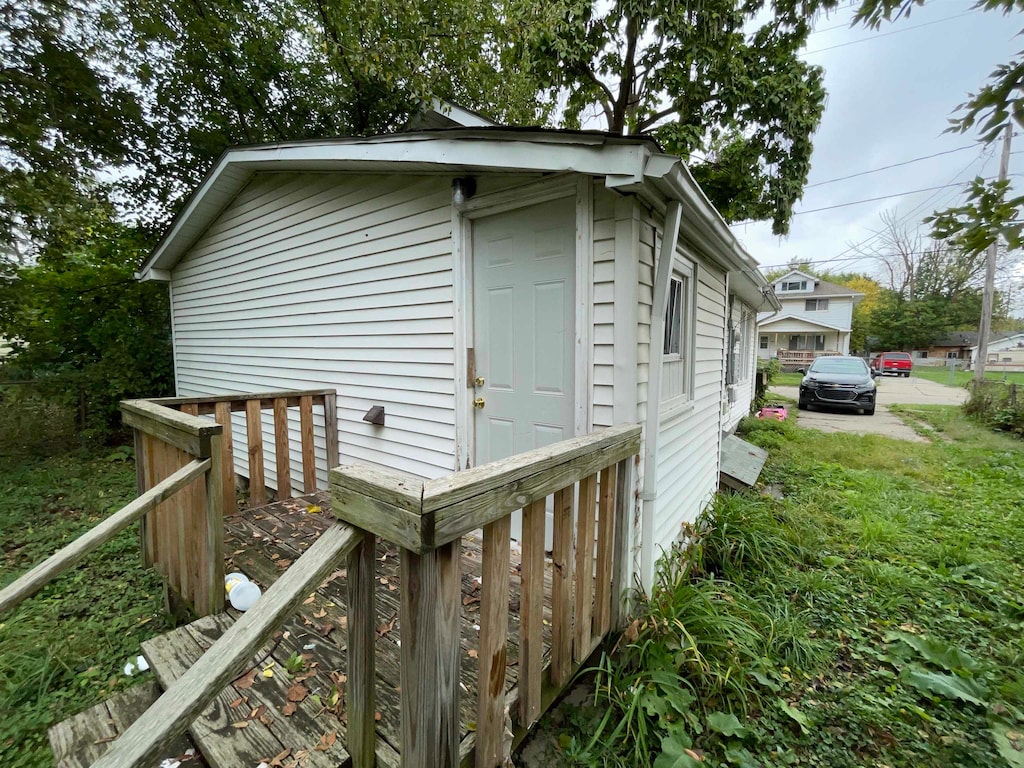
[912,366,1024,388]
[0,449,172,768]
[552,408,1024,767]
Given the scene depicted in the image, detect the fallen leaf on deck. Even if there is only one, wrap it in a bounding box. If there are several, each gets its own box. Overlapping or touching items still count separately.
[231,721,249,729]
[282,702,297,717]
[287,683,309,703]
[229,697,243,708]
[313,607,327,619]
[306,505,321,514]
[262,668,274,678]
[276,559,292,569]
[234,670,257,689]
[314,731,337,752]
[468,649,478,658]
[268,748,291,767]
[303,593,316,605]
[270,553,280,560]
[339,616,348,629]
[463,595,480,606]
[376,615,397,638]
[374,712,382,721]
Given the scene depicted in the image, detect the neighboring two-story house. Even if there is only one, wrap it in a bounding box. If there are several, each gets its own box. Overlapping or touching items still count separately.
[757,270,863,364]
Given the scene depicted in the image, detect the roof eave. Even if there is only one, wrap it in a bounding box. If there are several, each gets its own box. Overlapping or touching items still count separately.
[139,134,654,280]
[641,157,780,311]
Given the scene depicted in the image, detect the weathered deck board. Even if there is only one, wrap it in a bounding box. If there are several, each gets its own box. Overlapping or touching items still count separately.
[48,681,203,768]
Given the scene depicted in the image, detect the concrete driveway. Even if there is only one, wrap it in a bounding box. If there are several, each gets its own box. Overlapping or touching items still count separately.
[771,374,968,441]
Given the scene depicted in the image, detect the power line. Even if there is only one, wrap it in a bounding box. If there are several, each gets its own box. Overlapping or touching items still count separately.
[805,145,976,188]
[803,10,982,55]
[792,180,993,216]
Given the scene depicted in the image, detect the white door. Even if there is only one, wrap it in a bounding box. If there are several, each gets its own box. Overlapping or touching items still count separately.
[472,198,576,476]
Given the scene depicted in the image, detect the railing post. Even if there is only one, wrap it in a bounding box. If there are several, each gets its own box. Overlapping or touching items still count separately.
[399,539,462,768]
[202,432,225,615]
[348,531,377,768]
[324,391,339,472]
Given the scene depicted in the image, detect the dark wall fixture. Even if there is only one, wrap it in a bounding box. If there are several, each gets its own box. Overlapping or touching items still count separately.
[363,405,385,426]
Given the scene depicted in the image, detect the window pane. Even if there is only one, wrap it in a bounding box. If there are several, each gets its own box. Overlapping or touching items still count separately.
[663,278,682,355]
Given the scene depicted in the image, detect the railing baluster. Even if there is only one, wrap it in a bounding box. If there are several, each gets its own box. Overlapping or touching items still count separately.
[300,395,316,492]
[594,465,616,639]
[476,517,511,768]
[609,457,634,629]
[550,486,575,687]
[347,531,377,768]
[518,497,546,729]
[245,399,266,506]
[574,473,598,662]
[400,541,462,768]
[273,397,292,499]
[213,401,236,516]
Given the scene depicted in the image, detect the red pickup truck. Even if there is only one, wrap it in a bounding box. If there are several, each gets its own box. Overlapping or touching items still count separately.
[870,352,913,377]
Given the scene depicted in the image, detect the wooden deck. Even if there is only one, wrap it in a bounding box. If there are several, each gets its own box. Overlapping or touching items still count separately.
[78,492,552,768]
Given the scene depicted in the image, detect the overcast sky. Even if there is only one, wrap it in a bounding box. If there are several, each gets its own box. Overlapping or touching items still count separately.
[727,0,1023,306]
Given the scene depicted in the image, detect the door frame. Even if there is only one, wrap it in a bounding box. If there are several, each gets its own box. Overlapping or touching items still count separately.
[452,174,594,471]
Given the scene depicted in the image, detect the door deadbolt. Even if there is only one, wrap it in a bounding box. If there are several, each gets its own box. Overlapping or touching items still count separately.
[474,397,485,409]
[474,377,485,387]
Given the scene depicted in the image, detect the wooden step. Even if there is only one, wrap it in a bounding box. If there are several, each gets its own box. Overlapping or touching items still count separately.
[142,613,399,768]
[48,680,204,768]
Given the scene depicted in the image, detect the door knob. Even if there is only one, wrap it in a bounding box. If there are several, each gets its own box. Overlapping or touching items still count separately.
[474,397,485,409]
[474,377,485,387]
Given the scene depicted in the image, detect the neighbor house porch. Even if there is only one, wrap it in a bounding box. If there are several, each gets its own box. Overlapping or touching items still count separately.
[0,389,639,768]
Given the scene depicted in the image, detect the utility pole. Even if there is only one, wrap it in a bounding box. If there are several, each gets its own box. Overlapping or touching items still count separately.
[974,124,1013,383]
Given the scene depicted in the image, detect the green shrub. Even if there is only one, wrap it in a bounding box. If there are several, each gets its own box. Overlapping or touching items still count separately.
[0,390,79,458]
[963,381,1023,436]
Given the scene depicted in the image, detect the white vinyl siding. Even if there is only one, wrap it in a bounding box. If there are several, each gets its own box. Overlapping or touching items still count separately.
[171,171,458,487]
[775,296,855,332]
[653,259,727,549]
[724,299,757,433]
[591,184,618,429]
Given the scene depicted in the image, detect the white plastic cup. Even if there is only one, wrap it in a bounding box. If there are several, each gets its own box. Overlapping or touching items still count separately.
[229,581,261,611]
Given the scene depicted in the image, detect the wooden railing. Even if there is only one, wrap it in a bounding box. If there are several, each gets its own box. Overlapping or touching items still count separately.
[0,402,224,619]
[49,424,638,768]
[89,521,370,768]
[331,424,642,768]
[122,399,226,616]
[777,349,840,367]
[148,389,338,512]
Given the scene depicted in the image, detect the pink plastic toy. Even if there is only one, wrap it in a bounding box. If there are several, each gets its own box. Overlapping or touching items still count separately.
[757,404,788,421]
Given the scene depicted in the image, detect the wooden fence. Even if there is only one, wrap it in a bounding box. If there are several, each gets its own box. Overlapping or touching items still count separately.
[148,389,338,513]
[331,423,641,768]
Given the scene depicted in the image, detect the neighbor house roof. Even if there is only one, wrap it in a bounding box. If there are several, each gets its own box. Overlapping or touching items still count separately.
[757,313,848,332]
[772,269,864,301]
[966,330,1024,351]
[929,330,1021,348]
[137,128,781,311]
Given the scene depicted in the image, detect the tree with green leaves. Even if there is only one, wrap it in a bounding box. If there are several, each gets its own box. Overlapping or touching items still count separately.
[513,0,837,234]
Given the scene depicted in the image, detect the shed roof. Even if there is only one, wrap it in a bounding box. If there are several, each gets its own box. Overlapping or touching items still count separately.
[138,128,779,310]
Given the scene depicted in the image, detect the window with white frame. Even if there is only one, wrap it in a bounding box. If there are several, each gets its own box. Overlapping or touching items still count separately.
[779,280,807,291]
[804,298,829,311]
[737,311,751,381]
[759,335,769,350]
[661,258,694,406]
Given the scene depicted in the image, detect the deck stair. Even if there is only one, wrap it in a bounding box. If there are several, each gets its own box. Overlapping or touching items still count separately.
[140,612,399,768]
[48,681,204,768]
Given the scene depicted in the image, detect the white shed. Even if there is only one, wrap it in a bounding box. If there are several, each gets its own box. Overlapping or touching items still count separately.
[137,127,779,590]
